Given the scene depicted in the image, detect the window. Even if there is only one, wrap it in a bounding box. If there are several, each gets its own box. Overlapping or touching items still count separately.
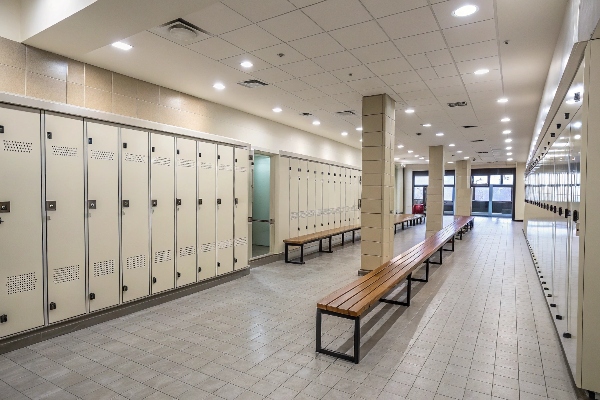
[444,187,454,201]
[502,175,514,185]
[472,175,488,185]
[414,187,424,200]
[493,186,512,201]
[474,187,490,201]
[414,175,429,186]
[444,175,455,185]
[490,175,501,185]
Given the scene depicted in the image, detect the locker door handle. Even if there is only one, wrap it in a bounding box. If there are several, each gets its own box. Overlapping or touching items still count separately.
[46,201,57,211]
[217,199,222,205]
[176,199,182,206]
[152,277,157,284]
[88,200,97,210]
[234,258,237,263]
[235,198,238,205]
[217,262,220,267]
[0,314,6,323]
[122,285,128,292]
[123,200,130,208]
[0,201,10,212]
[177,272,181,278]
[198,267,202,272]
[573,210,579,222]
[49,302,56,310]
[198,199,203,205]
[89,293,96,300]
[152,200,158,207]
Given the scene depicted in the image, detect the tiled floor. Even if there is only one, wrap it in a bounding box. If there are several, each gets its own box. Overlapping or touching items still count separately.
[0,217,585,399]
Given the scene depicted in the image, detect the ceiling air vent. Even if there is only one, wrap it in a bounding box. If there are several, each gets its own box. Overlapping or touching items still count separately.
[238,79,268,88]
[336,110,356,116]
[149,19,211,46]
[471,139,484,142]
[300,112,313,117]
[447,101,468,107]
[477,151,489,154]
[462,125,477,128]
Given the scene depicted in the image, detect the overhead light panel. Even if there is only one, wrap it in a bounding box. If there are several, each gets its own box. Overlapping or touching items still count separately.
[312,120,321,126]
[405,108,415,114]
[356,127,363,131]
[398,145,404,148]
[503,130,511,134]
[449,144,455,147]
[464,156,469,159]
[507,158,513,161]
[240,61,253,68]
[501,117,511,122]
[474,69,489,75]
[273,107,282,113]
[408,150,414,153]
[419,157,424,160]
[112,42,132,50]
[394,157,400,161]
[436,132,444,136]
[457,151,463,153]
[507,152,513,155]
[505,138,512,143]
[341,131,348,136]
[213,82,225,90]
[422,123,431,127]
[506,147,512,150]
[452,5,478,16]
[497,98,508,103]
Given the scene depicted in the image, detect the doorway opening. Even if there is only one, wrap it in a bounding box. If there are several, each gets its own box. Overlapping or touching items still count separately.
[251,154,272,258]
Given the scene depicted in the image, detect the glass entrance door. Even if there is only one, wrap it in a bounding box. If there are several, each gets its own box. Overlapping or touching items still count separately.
[471,174,514,217]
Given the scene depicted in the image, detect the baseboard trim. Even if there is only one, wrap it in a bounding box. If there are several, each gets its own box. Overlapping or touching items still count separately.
[0,268,249,354]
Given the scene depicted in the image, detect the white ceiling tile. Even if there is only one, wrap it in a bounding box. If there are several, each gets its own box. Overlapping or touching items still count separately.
[295,87,327,100]
[450,40,498,62]
[394,31,447,56]
[430,84,467,97]
[187,37,244,60]
[329,21,389,50]
[275,78,313,92]
[433,64,459,78]
[300,72,341,87]
[303,0,372,31]
[378,6,439,40]
[219,53,272,71]
[319,82,355,95]
[465,79,503,94]
[432,0,495,29]
[455,56,499,74]
[250,67,294,82]
[184,3,251,35]
[252,43,307,66]
[288,0,321,7]
[425,49,454,66]
[220,25,282,52]
[360,0,428,18]
[399,89,435,101]
[258,10,323,42]
[406,54,432,70]
[404,96,438,106]
[350,41,403,64]
[319,101,353,113]
[416,67,438,80]
[443,20,497,48]
[391,80,429,93]
[289,33,345,58]
[332,91,363,105]
[379,70,420,86]
[461,69,501,84]
[221,0,296,23]
[279,59,326,77]
[345,76,387,92]
[366,57,413,76]
[330,65,375,82]
[426,76,463,89]
[312,51,362,71]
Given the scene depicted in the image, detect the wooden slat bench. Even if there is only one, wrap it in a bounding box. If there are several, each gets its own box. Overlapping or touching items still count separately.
[284,225,361,264]
[393,213,425,233]
[315,216,475,363]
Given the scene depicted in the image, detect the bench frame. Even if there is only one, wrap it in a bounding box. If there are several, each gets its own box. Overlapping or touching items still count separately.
[393,214,425,234]
[285,228,359,264]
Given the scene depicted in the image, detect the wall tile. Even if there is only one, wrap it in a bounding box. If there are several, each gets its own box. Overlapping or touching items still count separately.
[85,65,112,91]
[137,100,159,122]
[113,73,137,98]
[0,64,25,95]
[360,254,382,271]
[85,87,111,112]
[26,47,67,81]
[0,37,25,69]
[67,82,84,107]
[113,94,136,118]
[363,146,385,161]
[160,87,182,110]
[26,72,66,103]
[361,241,383,256]
[67,60,84,85]
[180,93,200,114]
[362,114,383,133]
[137,81,159,104]
[362,94,383,116]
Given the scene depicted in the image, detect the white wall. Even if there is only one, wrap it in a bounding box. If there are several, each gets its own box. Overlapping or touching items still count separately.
[0,0,21,42]
[20,0,97,40]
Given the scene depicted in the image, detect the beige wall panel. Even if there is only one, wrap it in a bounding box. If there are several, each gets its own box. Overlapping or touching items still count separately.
[197,141,217,281]
[175,138,197,286]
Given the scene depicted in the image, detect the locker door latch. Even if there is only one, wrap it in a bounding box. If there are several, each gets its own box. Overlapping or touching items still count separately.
[234,198,239,205]
[217,262,221,267]
[152,277,157,284]
[49,302,56,310]
[122,200,130,208]
[0,201,10,212]
[234,258,237,263]
[198,199,203,205]
[198,267,202,272]
[46,201,57,211]
[0,314,7,323]
[0,125,4,134]
[89,293,96,300]
[217,199,222,205]
[152,200,158,207]
[177,272,181,278]
[176,199,182,206]
[122,285,128,292]
[88,200,97,210]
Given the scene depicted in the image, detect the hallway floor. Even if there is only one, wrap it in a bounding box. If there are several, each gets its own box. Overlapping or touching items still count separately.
[0,218,584,399]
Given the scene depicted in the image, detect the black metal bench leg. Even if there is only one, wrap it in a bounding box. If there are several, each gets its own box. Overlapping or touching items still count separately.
[315,309,361,363]
[379,273,412,306]
[316,309,322,353]
[443,237,455,252]
[412,260,429,283]
[402,221,405,230]
[319,239,323,252]
[285,244,290,263]
[439,248,443,263]
[300,244,304,264]
[329,237,332,252]
[353,317,360,364]
[394,224,397,234]
[341,232,345,246]
[352,230,355,243]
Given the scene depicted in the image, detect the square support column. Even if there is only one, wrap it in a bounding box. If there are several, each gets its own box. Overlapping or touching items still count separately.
[455,159,472,217]
[426,145,444,237]
[360,94,395,274]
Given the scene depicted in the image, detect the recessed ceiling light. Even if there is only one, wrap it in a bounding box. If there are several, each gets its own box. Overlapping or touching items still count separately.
[394,157,400,161]
[213,82,225,90]
[272,107,282,113]
[448,161,455,164]
[419,157,425,160]
[312,120,320,126]
[240,61,253,68]
[566,99,577,105]
[360,139,363,142]
[497,98,508,103]
[414,155,419,157]
[449,144,455,147]
[574,134,581,139]
[507,158,513,161]
[405,108,415,114]
[506,146,512,150]
[356,127,363,131]
[507,152,513,155]
[408,150,414,153]
[398,145,404,148]
[501,117,511,122]
[474,69,489,75]
[341,131,348,136]
[573,121,582,128]
[503,130,511,134]
[422,123,432,127]
[505,138,512,143]
[452,5,478,16]
[436,132,444,136]
[112,42,132,50]
[457,151,463,153]
[464,156,469,159]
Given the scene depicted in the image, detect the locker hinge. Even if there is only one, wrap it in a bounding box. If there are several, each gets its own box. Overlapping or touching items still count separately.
[177,149,180,154]
[198,267,202,272]
[0,201,10,213]
[289,167,291,170]
[199,152,202,157]
[217,262,221,267]
[177,272,181,278]
[88,138,93,144]
[49,302,56,310]
[234,258,237,263]
[235,158,237,162]
[122,285,128,292]
[0,314,6,323]
[235,198,239,205]
[152,147,156,152]
[217,155,221,159]
[47,132,52,139]
[89,293,96,300]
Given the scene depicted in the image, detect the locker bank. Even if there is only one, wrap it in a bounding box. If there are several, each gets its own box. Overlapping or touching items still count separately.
[1,0,600,399]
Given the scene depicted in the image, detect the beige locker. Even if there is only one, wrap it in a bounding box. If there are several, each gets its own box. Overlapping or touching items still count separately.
[217,145,234,275]
[315,163,323,231]
[0,106,44,338]
[333,166,341,228]
[298,160,308,236]
[344,169,351,226]
[45,113,86,323]
[356,174,361,224]
[289,158,299,236]
[234,148,249,270]
[307,162,316,234]
[150,133,175,293]
[121,128,150,302]
[176,138,197,286]
[197,142,217,281]
[324,165,332,228]
[86,122,120,312]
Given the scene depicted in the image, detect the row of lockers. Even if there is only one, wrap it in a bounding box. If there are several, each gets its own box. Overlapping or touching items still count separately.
[287,157,361,238]
[0,105,249,339]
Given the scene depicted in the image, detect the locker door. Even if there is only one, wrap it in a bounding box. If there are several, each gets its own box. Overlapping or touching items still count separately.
[176,138,197,286]
[234,148,249,270]
[217,145,234,275]
[344,169,351,226]
[45,114,86,323]
[315,163,323,232]
[197,142,217,281]
[0,106,44,338]
[121,128,150,302]
[356,174,361,224]
[289,158,299,236]
[150,133,175,293]
[323,165,331,228]
[307,162,316,234]
[333,167,340,228]
[86,122,119,312]
[298,160,308,236]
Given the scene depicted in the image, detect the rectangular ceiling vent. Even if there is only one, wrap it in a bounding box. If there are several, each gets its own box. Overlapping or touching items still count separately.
[477,151,489,154]
[300,112,313,117]
[447,101,467,107]
[336,110,356,116]
[149,19,211,46]
[238,79,268,89]
[471,139,484,142]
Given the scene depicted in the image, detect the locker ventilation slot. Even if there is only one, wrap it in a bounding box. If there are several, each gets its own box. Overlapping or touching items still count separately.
[234,237,247,247]
[299,211,307,218]
[154,250,173,263]
[235,166,248,172]
[53,265,80,284]
[179,246,196,257]
[126,255,146,270]
[7,272,37,295]
[93,260,115,277]
[290,212,298,220]
[52,145,78,157]
[3,140,33,153]
[125,153,146,163]
[199,162,214,170]
[218,164,233,171]
[178,159,195,168]
[218,239,233,249]
[152,157,172,166]
[200,242,216,252]
[90,150,115,161]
